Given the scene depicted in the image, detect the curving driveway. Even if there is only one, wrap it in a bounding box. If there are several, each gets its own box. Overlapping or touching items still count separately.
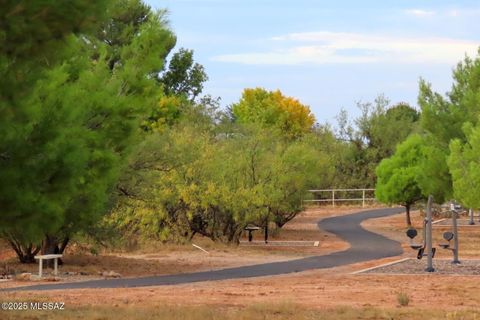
[7,207,403,291]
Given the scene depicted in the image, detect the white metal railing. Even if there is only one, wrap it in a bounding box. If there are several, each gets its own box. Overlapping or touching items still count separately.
[304,188,376,208]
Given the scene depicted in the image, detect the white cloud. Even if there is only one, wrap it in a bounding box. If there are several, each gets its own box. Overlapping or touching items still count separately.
[405,8,480,19]
[449,9,460,17]
[212,31,479,66]
[405,9,436,17]
[446,8,480,17]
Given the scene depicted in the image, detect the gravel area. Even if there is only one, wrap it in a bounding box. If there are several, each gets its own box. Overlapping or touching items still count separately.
[362,258,480,275]
[239,240,319,247]
[433,219,480,226]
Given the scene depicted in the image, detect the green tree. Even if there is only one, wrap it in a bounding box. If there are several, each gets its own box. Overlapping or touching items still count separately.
[95,0,154,70]
[375,135,426,226]
[141,49,211,132]
[1,1,177,262]
[0,0,111,262]
[159,48,208,101]
[110,120,333,244]
[440,54,480,210]
[409,52,480,205]
[368,102,420,159]
[335,96,419,188]
[266,133,334,227]
[448,124,480,210]
[376,133,450,226]
[0,0,110,91]
[374,52,480,217]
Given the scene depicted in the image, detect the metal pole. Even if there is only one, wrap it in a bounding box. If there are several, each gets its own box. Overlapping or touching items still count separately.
[422,219,426,248]
[332,190,335,207]
[362,189,365,208]
[452,208,460,264]
[469,208,475,225]
[425,195,434,272]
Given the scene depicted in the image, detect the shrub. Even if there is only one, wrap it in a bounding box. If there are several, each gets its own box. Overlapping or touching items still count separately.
[397,292,410,307]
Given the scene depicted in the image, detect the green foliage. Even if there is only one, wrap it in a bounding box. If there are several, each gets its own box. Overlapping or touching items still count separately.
[141,95,185,132]
[335,96,419,188]
[418,80,462,148]
[0,0,112,127]
[141,48,210,132]
[420,53,480,147]
[111,118,333,243]
[0,0,110,62]
[231,88,316,138]
[448,123,480,209]
[0,0,176,261]
[376,133,450,225]
[375,135,425,209]
[0,2,112,236]
[368,102,420,159]
[415,136,451,202]
[95,0,157,70]
[374,51,480,217]
[159,48,208,101]
[414,51,480,205]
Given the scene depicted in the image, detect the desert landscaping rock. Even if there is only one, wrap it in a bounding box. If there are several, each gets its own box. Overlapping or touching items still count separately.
[433,219,480,226]
[44,276,61,282]
[15,273,32,281]
[101,271,122,278]
[362,258,480,275]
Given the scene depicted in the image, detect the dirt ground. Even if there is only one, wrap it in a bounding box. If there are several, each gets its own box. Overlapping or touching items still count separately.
[0,206,352,284]
[2,206,480,319]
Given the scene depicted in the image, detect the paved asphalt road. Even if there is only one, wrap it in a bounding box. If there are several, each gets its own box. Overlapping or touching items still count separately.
[7,207,404,291]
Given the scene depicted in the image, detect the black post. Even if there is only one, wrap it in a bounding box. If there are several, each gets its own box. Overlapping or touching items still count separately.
[425,195,434,272]
[264,224,268,244]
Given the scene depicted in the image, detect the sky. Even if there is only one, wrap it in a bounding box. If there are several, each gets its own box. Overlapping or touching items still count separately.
[146,0,480,124]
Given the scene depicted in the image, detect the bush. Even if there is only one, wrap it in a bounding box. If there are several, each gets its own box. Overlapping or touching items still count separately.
[397,292,410,307]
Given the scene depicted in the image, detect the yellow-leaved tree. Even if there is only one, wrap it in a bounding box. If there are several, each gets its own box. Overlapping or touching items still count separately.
[231,88,316,138]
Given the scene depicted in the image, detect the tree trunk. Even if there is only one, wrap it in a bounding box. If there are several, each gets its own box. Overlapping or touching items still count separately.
[264,221,269,244]
[17,247,39,263]
[58,236,70,254]
[3,233,40,263]
[405,204,412,226]
[274,211,298,228]
[42,234,64,267]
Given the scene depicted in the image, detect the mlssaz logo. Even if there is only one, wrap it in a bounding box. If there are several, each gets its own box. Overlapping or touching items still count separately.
[30,302,65,311]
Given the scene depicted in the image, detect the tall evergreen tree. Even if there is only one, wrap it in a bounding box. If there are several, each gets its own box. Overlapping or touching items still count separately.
[0,0,177,262]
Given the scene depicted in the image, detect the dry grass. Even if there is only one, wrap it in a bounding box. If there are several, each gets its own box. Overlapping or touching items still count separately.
[3,206,480,319]
[397,291,410,306]
[1,302,479,320]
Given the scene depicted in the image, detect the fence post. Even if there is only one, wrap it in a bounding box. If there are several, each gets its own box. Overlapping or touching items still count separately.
[332,190,335,207]
[362,189,365,208]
